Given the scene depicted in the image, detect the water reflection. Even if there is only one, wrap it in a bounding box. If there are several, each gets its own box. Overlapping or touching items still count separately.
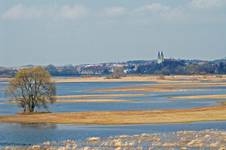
[19,123,57,129]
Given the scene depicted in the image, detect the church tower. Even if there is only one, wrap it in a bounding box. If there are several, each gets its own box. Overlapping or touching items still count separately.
[157,51,164,64]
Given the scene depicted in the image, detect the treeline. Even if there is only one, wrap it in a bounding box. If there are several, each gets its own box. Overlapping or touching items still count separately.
[134,59,226,75]
[1,58,226,77]
[0,67,17,77]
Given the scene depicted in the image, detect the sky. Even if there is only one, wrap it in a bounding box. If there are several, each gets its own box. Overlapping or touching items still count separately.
[0,0,226,67]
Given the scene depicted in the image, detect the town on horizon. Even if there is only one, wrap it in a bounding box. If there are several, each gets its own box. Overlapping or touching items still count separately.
[1,52,226,77]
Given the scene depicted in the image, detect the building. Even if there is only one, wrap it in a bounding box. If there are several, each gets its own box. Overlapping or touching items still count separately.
[157,51,164,64]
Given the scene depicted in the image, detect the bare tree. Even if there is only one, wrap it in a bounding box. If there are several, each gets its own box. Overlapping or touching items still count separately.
[112,66,125,79]
[6,67,56,113]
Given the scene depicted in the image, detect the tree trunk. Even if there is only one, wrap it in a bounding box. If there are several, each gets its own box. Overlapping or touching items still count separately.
[28,100,35,112]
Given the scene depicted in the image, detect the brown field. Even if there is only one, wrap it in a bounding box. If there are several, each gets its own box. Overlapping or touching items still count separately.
[173,94,226,99]
[1,106,226,125]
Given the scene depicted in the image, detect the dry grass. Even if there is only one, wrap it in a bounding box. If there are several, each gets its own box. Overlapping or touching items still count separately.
[54,94,145,99]
[7,99,130,104]
[2,75,226,83]
[96,82,226,93]
[172,94,226,99]
[56,99,130,103]
[1,106,226,125]
[52,75,226,83]
[53,76,161,83]
[0,78,11,82]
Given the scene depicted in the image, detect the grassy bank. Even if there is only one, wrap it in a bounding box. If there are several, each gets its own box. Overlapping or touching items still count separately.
[53,75,226,83]
[55,99,130,103]
[2,75,226,83]
[172,94,226,99]
[96,82,226,92]
[1,106,226,125]
[54,93,145,99]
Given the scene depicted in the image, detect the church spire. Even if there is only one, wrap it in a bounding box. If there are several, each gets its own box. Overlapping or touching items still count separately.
[157,51,164,64]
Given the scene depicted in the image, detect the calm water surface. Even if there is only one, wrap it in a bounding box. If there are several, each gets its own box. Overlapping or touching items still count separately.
[1,122,226,146]
[1,82,226,114]
[0,81,226,146]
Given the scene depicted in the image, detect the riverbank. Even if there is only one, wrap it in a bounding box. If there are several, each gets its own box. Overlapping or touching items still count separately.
[1,75,226,83]
[96,82,226,92]
[6,99,131,104]
[55,99,130,103]
[172,94,226,100]
[5,93,144,104]
[1,106,226,125]
[54,75,226,83]
[54,93,145,99]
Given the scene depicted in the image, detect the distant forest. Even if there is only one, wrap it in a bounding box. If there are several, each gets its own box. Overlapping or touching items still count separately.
[1,58,226,77]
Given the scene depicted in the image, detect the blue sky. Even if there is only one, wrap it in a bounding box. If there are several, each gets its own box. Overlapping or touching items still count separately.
[0,0,226,66]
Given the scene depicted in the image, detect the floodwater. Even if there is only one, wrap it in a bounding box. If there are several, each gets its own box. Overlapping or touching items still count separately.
[0,81,226,146]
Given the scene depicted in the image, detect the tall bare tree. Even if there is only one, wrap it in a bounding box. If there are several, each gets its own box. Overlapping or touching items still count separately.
[6,67,56,113]
[112,66,125,79]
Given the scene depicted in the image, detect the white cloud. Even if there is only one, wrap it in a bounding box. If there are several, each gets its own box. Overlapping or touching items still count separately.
[161,8,185,20]
[191,0,226,9]
[59,5,88,19]
[134,3,186,21]
[135,3,170,14]
[1,4,88,20]
[1,2,224,23]
[103,6,127,17]
[1,4,42,20]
